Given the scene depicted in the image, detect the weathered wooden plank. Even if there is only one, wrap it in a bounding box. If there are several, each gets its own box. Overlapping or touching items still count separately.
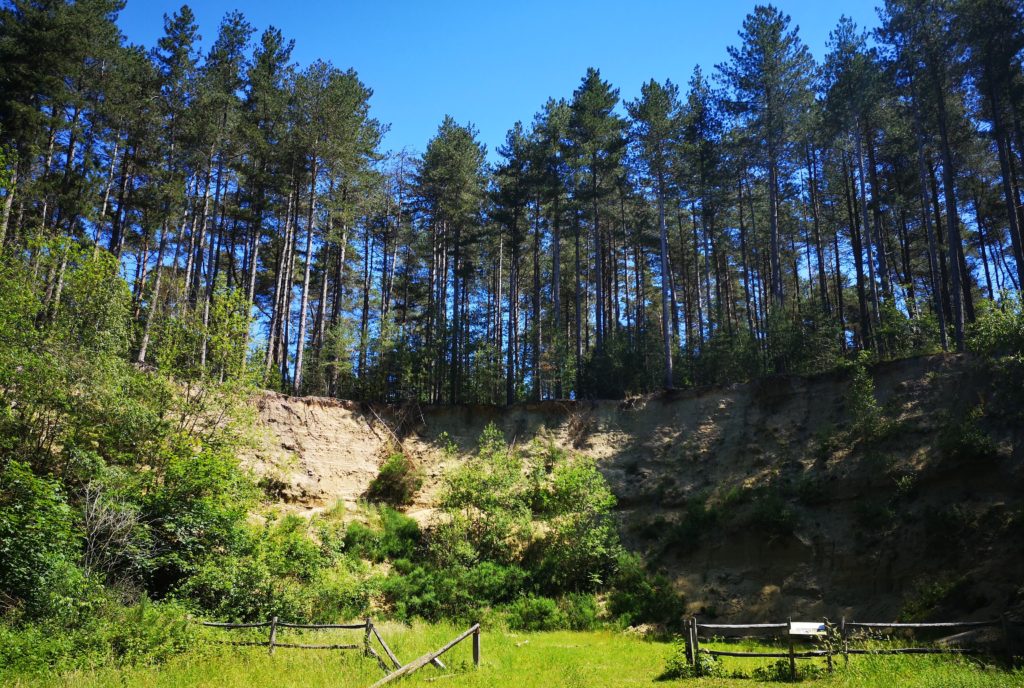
[210,640,269,647]
[367,624,480,688]
[696,623,788,630]
[846,621,999,630]
[276,622,368,630]
[200,621,271,628]
[273,642,360,650]
[706,650,825,658]
[371,624,403,670]
[268,616,278,656]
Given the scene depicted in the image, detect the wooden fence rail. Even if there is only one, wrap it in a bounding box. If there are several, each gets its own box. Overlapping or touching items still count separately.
[197,616,478,683]
[685,615,1021,679]
[198,616,391,671]
[368,623,481,688]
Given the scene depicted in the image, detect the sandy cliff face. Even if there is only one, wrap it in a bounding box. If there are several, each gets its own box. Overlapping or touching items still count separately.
[248,354,1024,622]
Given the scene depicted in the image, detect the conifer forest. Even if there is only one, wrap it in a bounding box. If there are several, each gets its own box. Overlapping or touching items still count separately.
[3,0,1023,404]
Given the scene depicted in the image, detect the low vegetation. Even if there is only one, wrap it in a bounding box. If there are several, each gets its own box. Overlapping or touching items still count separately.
[7,626,1022,688]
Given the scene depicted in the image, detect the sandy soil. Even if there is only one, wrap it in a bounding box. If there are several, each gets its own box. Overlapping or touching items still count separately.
[246,353,1024,622]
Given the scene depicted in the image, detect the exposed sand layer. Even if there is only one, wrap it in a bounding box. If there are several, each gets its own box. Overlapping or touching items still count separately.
[247,353,1024,622]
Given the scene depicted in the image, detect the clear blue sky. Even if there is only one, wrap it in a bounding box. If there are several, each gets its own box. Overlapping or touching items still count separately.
[117,0,881,160]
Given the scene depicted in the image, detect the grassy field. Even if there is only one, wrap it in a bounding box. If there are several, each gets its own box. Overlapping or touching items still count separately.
[8,624,1023,688]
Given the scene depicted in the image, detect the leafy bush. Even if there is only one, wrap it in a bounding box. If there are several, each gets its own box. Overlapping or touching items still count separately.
[608,552,685,628]
[380,559,526,623]
[558,593,600,631]
[505,595,565,631]
[0,598,195,679]
[749,491,798,536]
[306,559,376,621]
[660,498,719,555]
[846,351,884,442]
[659,643,726,679]
[366,452,423,506]
[343,507,421,562]
[750,658,824,681]
[0,460,88,621]
[937,405,998,463]
[968,294,1024,356]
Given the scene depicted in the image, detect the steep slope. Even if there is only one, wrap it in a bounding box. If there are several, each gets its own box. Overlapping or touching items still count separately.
[248,353,1024,622]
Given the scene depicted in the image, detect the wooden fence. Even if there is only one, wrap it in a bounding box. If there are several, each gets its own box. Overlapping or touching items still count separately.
[683,615,1021,678]
[199,617,481,684]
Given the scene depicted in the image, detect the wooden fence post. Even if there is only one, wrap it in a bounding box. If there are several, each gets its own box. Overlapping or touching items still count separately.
[684,616,694,666]
[840,616,849,666]
[824,617,833,674]
[268,616,278,656]
[472,623,481,667]
[787,618,796,680]
[692,617,702,677]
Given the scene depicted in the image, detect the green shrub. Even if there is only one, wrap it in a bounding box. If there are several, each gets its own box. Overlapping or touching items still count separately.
[260,513,328,581]
[660,498,719,554]
[343,507,421,562]
[307,559,376,621]
[558,593,599,631]
[749,491,798,536]
[0,460,89,621]
[937,405,998,463]
[846,351,885,442]
[0,598,195,679]
[380,559,526,623]
[607,552,685,628]
[659,643,726,679]
[173,555,283,622]
[968,294,1024,356]
[749,655,811,683]
[367,452,423,506]
[505,595,565,631]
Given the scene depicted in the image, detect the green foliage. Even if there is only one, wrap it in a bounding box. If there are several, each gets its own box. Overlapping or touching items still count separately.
[937,405,998,463]
[968,295,1024,357]
[846,351,886,442]
[877,300,941,359]
[748,491,798,536]
[343,507,421,562]
[900,577,968,622]
[0,460,87,621]
[505,595,565,631]
[660,644,726,680]
[373,427,673,629]
[659,497,720,555]
[607,552,685,628]
[366,451,423,506]
[0,599,195,679]
[557,593,599,631]
[751,658,824,681]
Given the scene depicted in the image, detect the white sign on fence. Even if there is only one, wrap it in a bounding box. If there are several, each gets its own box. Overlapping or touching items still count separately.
[789,622,826,636]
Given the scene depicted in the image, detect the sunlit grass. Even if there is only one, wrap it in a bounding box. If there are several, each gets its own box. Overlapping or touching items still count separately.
[9,625,1023,688]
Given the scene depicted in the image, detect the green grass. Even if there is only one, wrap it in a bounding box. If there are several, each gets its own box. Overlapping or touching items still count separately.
[7,625,1023,688]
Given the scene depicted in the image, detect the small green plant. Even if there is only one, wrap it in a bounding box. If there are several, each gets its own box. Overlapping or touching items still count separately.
[846,352,887,443]
[900,576,968,621]
[751,658,824,681]
[967,293,1024,357]
[659,644,726,679]
[505,595,565,631]
[558,593,600,631]
[366,451,423,506]
[437,430,459,456]
[749,490,798,536]
[936,405,998,464]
